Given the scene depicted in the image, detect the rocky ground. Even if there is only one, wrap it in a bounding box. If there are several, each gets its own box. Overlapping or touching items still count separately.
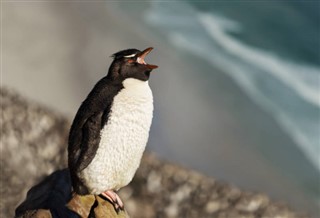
[1,87,310,218]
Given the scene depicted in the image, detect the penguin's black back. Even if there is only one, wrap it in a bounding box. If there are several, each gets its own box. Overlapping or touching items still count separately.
[68,76,123,194]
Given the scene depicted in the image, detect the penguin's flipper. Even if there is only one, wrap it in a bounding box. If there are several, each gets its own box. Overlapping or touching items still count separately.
[76,111,103,172]
[68,109,92,174]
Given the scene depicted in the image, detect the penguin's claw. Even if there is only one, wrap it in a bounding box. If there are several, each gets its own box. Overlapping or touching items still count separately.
[101,190,124,211]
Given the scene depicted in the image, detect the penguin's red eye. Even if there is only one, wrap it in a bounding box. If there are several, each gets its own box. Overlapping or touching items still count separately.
[127,59,135,63]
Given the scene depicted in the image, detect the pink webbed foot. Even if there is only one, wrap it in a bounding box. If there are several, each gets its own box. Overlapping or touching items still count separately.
[100,190,124,211]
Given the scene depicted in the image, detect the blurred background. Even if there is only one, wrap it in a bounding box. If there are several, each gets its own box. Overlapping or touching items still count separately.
[2,0,319,216]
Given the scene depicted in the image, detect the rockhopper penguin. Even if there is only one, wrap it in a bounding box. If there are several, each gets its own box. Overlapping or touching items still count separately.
[68,47,158,210]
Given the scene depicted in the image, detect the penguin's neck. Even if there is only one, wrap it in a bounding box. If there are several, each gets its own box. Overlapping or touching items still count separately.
[122,78,149,88]
[120,78,151,97]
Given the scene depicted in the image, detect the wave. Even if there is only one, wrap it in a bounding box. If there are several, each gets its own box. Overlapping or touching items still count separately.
[144,1,320,172]
[197,13,320,171]
[198,13,320,108]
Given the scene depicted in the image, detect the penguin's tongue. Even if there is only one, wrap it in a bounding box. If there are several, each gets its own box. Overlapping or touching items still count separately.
[137,47,158,70]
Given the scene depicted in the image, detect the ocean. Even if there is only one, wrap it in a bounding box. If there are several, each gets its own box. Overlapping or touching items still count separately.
[111,0,320,207]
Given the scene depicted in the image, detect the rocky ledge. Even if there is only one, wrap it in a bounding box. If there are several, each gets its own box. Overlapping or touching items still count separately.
[1,87,310,218]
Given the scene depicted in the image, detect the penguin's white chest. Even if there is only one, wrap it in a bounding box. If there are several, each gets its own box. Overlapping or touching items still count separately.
[81,78,153,194]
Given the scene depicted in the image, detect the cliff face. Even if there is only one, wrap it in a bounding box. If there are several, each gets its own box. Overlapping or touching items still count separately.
[1,88,309,218]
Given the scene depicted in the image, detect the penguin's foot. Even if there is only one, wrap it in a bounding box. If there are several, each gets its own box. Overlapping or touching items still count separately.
[100,190,124,211]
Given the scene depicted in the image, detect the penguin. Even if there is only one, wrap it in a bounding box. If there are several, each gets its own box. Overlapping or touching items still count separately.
[68,47,158,210]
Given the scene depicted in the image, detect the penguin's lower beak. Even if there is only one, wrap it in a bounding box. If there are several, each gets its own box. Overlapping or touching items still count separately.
[137,47,158,70]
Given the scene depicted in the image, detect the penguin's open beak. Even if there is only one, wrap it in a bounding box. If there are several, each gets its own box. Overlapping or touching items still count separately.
[137,47,158,70]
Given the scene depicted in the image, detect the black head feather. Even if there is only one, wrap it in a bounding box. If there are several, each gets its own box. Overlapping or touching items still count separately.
[111,49,141,59]
[107,47,157,82]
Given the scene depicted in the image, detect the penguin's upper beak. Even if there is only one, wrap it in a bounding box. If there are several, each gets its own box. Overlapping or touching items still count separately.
[137,47,158,70]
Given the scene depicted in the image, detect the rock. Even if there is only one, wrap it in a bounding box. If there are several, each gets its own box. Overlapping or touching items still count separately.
[15,169,129,218]
[66,193,95,218]
[205,200,222,214]
[15,169,76,218]
[1,87,310,218]
[235,192,270,212]
[94,196,129,218]
[1,88,69,217]
[18,209,52,218]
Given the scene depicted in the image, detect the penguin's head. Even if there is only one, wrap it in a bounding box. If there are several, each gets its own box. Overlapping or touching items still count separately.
[108,47,158,81]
